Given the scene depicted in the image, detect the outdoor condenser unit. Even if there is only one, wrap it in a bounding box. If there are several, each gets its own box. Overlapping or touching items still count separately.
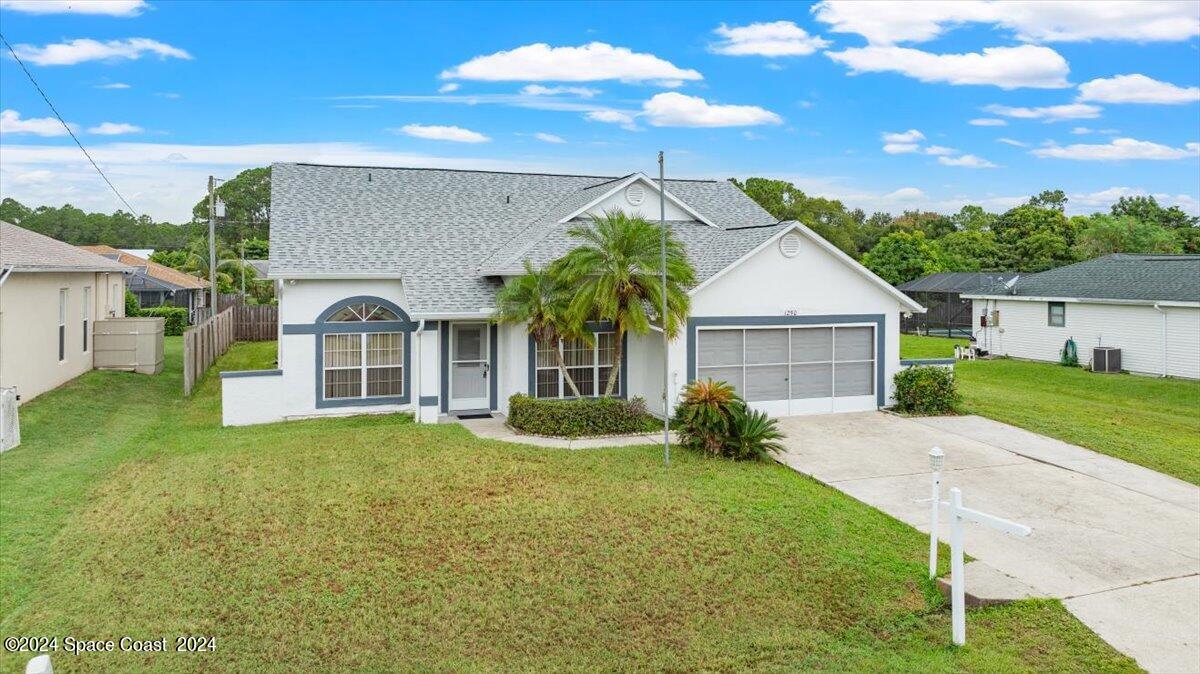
[1092,346,1122,374]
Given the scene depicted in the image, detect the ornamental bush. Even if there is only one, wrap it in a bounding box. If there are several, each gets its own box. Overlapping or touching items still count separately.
[673,378,785,461]
[892,366,960,415]
[125,290,141,317]
[507,394,657,438]
[137,306,189,336]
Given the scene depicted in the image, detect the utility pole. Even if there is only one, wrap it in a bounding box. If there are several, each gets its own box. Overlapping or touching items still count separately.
[659,151,669,469]
[208,175,217,311]
[240,238,246,298]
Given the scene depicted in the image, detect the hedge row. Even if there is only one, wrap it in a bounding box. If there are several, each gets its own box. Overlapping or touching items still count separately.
[136,306,189,336]
[892,365,960,415]
[507,394,657,438]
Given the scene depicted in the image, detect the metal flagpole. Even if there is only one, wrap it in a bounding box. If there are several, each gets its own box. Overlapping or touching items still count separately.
[659,151,669,469]
[208,175,217,311]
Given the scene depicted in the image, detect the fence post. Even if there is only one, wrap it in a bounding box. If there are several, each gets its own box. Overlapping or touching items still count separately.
[949,487,966,646]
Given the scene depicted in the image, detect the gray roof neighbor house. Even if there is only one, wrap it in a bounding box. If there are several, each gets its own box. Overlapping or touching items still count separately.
[268,163,784,315]
[1,221,130,274]
[969,254,1200,303]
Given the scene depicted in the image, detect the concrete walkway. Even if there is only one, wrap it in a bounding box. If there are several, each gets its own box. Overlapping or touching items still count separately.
[774,411,1200,674]
[454,414,675,449]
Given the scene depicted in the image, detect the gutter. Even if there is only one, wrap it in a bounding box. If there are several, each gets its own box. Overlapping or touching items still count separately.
[962,293,1199,309]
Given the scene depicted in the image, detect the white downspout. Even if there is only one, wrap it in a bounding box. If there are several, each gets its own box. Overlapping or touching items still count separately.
[414,320,426,422]
[1153,303,1167,378]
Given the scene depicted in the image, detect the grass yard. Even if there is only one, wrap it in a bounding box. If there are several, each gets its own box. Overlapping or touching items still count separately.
[957,358,1200,485]
[0,339,1137,672]
[900,334,969,359]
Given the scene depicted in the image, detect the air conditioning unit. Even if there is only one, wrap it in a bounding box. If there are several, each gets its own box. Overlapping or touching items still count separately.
[1092,347,1121,374]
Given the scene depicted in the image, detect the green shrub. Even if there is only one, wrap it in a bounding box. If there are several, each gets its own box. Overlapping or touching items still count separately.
[507,394,657,437]
[893,366,960,415]
[137,306,189,336]
[125,290,141,317]
[674,378,785,461]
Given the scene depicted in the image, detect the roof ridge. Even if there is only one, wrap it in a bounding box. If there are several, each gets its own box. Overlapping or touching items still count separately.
[283,162,721,184]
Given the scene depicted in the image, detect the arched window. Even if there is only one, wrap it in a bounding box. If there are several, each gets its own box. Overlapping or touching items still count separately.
[315,297,412,406]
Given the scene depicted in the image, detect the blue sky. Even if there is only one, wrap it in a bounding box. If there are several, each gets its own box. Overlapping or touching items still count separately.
[1,0,1198,223]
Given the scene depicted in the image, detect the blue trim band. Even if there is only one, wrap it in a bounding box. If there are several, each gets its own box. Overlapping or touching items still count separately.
[439,321,449,413]
[219,369,282,379]
[686,314,887,408]
[489,323,499,410]
[284,321,415,335]
[901,358,955,366]
[418,395,439,406]
[312,295,413,409]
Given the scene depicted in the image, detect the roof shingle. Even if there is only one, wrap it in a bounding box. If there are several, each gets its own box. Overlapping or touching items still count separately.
[973,254,1200,303]
[1,222,130,274]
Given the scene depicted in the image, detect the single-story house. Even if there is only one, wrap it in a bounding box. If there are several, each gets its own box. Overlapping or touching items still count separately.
[966,254,1199,379]
[0,222,131,402]
[221,163,924,426]
[898,271,1018,338]
[80,245,208,319]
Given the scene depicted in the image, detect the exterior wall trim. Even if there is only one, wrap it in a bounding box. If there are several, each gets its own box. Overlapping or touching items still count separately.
[686,314,887,408]
[220,369,283,379]
[310,295,413,409]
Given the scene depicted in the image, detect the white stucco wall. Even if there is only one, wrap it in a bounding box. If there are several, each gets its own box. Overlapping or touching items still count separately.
[0,270,126,403]
[973,298,1200,379]
[222,372,285,426]
[582,180,693,222]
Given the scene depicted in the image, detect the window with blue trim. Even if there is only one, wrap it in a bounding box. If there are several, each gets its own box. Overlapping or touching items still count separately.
[535,332,619,398]
[321,302,404,400]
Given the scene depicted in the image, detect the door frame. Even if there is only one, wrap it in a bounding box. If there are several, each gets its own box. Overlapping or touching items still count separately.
[440,321,498,413]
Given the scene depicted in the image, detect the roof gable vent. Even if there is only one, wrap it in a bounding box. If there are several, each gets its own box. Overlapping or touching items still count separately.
[779,232,801,258]
[625,183,645,206]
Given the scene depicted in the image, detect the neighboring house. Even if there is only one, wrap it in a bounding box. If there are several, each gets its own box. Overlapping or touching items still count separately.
[0,222,131,403]
[967,254,1199,379]
[80,245,207,318]
[898,272,1018,338]
[222,163,922,426]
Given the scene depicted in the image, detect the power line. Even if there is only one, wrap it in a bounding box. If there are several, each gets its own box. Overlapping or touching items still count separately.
[0,31,140,218]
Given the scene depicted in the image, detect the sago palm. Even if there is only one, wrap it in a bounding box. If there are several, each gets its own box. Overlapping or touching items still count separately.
[556,210,696,397]
[494,260,584,397]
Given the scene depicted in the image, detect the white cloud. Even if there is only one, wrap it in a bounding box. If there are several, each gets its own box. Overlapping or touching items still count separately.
[882,143,920,154]
[521,84,601,98]
[811,0,1200,45]
[983,102,1101,122]
[938,154,998,168]
[11,38,192,66]
[1077,74,1200,105]
[1070,127,1092,135]
[996,138,1028,147]
[0,109,72,137]
[437,83,460,93]
[440,42,702,86]
[641,92,782,127]
[156,92,182,99]
[826,44,1069,89]
[88,122,143,135]
[923,145,957,155]
[882,129,925,143]
[1069,187,1199,215]
[0,0,146,16]
[533,132,566,144]
[969,118,1007,126]
[94,82,132,90]
[885,187,927,200]
[742,131,766,141]
[585,109,638,131]
[394,124,490,143]
[1032,138,1200,161]
[709,21,829,57]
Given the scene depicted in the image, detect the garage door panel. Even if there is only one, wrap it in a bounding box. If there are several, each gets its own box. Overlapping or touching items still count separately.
[835,361,874,397]
[791,327,832,362]
[698,331,743,367]
[791,362,832,399]
[745,329,788,364]
[835,326,873,361]
[744,364,789,401]
[697,366,743,395]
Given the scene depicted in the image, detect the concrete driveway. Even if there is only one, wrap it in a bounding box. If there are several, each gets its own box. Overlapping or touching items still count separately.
[775,411,1200,674]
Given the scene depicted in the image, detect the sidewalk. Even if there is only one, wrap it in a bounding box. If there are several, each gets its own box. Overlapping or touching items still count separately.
[453,414,677,449]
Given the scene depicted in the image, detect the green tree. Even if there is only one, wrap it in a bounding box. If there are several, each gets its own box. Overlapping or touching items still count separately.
[556,211,696,396]
[1111,195,1198,229]
[994,203,1079,270]
[1012,229,1072,272]
[891,210,954,239]
[1,198,197,248]
[950,205,997,232]
[191,167,271,244]
[240,238,269,259]
[1028,189,1067,212]
[494,261,585,397]
[731,178,859,256]
[1073,214,1182,258]
[938,229,1003,271]
[855,211,893,252]
[149,249,190,269]
[0,197,32,224]
[861,230,944,285]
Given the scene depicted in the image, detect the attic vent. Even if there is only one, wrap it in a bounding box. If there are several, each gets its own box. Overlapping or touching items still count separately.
[625,183,645,206]
[779,232,801,258]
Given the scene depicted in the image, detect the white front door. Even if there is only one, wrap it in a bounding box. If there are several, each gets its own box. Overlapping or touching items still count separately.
[449,322,490,411]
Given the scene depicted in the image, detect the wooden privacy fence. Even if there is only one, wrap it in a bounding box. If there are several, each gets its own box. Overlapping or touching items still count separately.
[234,303,277,341]
[183,307,234,396]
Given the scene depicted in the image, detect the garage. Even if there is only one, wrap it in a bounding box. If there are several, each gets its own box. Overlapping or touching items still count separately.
[694,324,878,416]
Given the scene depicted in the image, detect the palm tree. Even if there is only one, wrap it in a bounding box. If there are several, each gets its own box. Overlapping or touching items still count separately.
[494,260,585,397]
[556,210,696,397]
[183,237,241,298]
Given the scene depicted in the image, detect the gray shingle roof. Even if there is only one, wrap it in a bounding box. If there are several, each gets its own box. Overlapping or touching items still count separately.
[898,271,1018,293]
[1,221,130,273]
[269,163,779,314]
[973,254,1200,303]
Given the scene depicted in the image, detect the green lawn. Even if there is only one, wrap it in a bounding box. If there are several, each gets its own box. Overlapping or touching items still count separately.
[957,358,1200,485]
[0,339,1136,672]
[900,334,969,359]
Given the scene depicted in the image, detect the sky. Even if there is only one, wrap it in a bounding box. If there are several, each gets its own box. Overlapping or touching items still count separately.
[1,0,1198,224]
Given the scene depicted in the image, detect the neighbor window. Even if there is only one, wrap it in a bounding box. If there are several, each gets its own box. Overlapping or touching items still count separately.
[1048,302,1066,327]
[82,286,91,352]
[534,332,618,398]
[58,289,67,361]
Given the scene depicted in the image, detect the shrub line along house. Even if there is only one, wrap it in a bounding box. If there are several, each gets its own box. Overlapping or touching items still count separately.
[0,221,131,403]
[967,254,1200,379]
[221,163,924,426]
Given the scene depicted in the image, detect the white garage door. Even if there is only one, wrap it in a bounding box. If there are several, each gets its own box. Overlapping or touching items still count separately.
[696,325,877,416]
